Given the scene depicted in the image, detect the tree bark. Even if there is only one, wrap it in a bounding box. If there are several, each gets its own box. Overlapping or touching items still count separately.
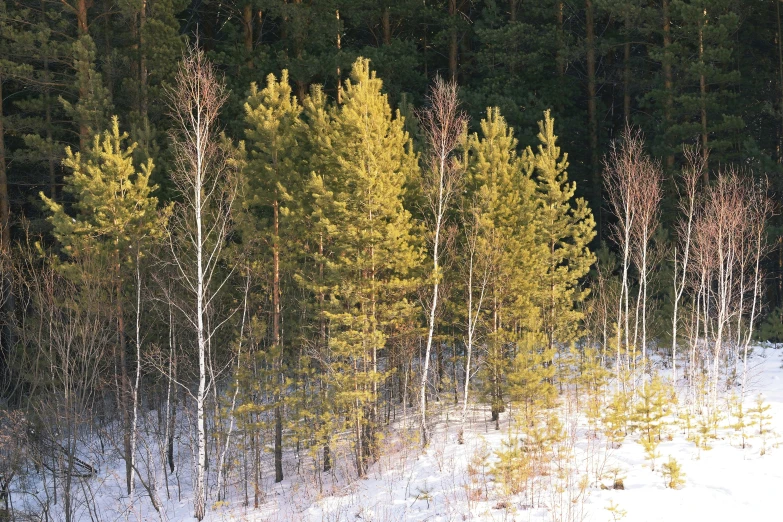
[0,76,8,252]
[76,0,91,149]
[662,0,674,168]
[449,0,458,81]
[382,6,391,46]
[556,0,565,76]
[76,0,89,35]
[699,7,709,178]
[117,273,132,495]
[624,16,631,123]
[140,0,148,120]
[336,10,342,104]
[243,4,254,68]
[273,198,284,483]
[586,0,600,229]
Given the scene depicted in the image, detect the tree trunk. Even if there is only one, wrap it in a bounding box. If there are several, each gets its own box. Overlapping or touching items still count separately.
[76,0,91,149]
[273,198,284,483]
[117,275,132,496]
[556,0,565,76]
[699,7,709,179]
[139,0,148,120]
[0,76,8,252]
[167,369,177,475]
[586,0,599,206]
[623,16,631,123]
[663,0,674,168]
[449,0,458,81]
[77,0,89,35]
[336,10,342,104]
[243,4,254,68]
[382,6,391,46]
[38,0,57,199]
[0,75,10,396]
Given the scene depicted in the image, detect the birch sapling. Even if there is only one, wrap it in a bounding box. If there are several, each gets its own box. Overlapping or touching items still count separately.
[671,146,703,384]
[417,76,466,447]
[604,128,644,387]
[459,199,496,444]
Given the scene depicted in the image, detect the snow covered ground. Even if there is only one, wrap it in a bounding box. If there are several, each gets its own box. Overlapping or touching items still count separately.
[11,345,783,521]
[261,347,783,522]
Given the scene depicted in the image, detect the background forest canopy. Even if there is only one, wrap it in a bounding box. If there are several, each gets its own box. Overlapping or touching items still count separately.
[1,0,783,298]
[0,0,782,520]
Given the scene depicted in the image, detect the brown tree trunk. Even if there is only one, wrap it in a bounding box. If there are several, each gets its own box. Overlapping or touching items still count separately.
[586,0,598,169]
[699,7,709,179]
[556,0,565,76]
[140,0,148,120]
[39,0,57,199]
[624,17,631,123]
[509,0,518,75]
[243,4,254,69]
[76,0,89,35]
[336,10,342,104]
[382,6,391,45]
[586,0,600,230]
[449,0,458,81]
[76,0,92,149]
[0,76,8,253]
[663,0,674,168]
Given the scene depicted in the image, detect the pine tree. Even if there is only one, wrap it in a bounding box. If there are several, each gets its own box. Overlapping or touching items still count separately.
[241,69,305,483]
[633,374,670,445]
[749,393,772,436]
[41,115,167,495]
[507,331,556,423]
[311,57,422,476]
[662,456,685,488]
[603,390,631,447]
[466,107,537,428]
[661,0,743,171]
[728,394,749,448]
[528,110,596,353]
[60,35,112,151]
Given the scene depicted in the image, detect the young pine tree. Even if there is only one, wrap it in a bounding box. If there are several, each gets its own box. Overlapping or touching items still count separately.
[241,69,305,483]
[527,110,595,354]
[466,107,537,428]
[41,116,167,495]
[312,58,423,477]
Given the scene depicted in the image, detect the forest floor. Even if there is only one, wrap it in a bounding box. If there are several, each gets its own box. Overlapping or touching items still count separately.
[12,345,783,521]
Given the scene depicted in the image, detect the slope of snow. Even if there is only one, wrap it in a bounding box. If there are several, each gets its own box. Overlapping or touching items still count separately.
[11,346,783,521]
[265,346,783,522]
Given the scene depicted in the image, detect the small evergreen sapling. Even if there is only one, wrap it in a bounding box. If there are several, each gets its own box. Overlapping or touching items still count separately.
[633,375,670,445]
[678,407,696,442]
[603,391,631,448]
[661,456,685,489]
[491,436,531,496]
[749,394,772,436]
[728,394,749,448]
[605,500,628,521]
[633,375,672,470]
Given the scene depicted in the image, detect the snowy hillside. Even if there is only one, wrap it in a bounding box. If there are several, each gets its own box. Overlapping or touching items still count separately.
[10,345,781,522]
[282,346,783,522]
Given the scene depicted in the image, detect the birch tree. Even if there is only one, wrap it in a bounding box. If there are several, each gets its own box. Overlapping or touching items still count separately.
[417,76,465,447]
[165,45,234,521]
[671,146,704,383]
